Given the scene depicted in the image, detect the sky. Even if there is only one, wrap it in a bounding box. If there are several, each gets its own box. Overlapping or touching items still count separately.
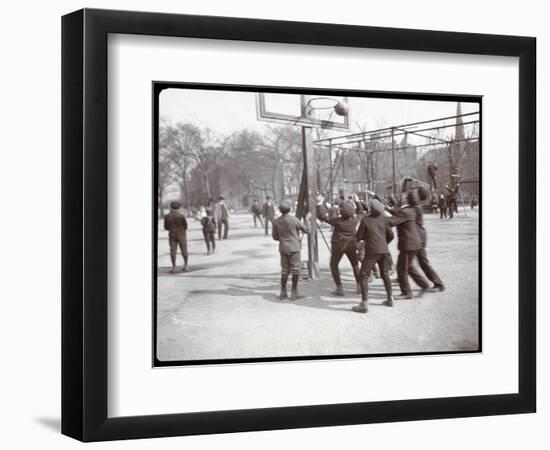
[159,88,480,143]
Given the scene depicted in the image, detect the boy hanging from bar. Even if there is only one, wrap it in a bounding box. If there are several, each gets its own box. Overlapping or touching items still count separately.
[317,198,361,297]
[352,199,395,313]
[272,200,309,300]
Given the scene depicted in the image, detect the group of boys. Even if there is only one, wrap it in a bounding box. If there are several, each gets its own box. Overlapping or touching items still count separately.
[164,188,446,315]
[272,188,445,314]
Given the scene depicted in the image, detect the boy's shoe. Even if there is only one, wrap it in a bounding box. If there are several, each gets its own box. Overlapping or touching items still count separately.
[290,291,304,301]
[382,296,395,307]
[352,302,368,313]
[396,293,413,300]
[332,285,345,297]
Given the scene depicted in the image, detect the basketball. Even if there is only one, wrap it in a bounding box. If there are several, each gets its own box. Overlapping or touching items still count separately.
[334,101,349,116]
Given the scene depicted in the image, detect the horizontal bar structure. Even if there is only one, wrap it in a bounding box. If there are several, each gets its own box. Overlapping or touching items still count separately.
[316,137,480,154]
[314,112,480,147]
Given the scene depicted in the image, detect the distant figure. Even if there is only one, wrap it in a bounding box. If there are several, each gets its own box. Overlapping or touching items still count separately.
[427,163,438,189]
[250,199,264,228]
[470,195,478,210]
[262,196,276,236]
[272,201,309,301]
[213,195,229,239]
[163,201,188,273]
[438,192,447,219]
[446,184,460,218]
[352,199,394,313]
[431,195,438,214]
[200,208,216,255]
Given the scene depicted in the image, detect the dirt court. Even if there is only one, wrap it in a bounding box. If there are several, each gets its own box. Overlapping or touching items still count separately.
[156,208,480,362]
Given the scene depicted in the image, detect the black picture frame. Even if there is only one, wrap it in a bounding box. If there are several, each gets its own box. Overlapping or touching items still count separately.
[62,8,536,442]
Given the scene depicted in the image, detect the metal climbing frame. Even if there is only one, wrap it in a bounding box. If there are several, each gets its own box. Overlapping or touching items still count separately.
[313,110,480,201]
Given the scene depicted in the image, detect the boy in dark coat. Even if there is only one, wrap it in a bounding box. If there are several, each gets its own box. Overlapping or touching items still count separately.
[389,191,430,298]
[200,208,216,255]
[318,202,360,296]
[352,199,394,313]
[446,184,460,218]
[272,201,309,300]
[163,201,189,273]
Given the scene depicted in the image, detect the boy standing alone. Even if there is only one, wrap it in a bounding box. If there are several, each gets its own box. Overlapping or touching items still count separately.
[201,208,216,255]
[272,201,309,300]
[163,201,189,273]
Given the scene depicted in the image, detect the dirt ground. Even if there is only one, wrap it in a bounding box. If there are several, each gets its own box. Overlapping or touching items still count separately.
[156,207,480,362]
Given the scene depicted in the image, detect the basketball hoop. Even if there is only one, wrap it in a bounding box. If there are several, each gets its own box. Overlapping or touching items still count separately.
[306,97,350,117]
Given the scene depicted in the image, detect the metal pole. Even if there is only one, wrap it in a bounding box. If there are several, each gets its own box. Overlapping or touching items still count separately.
[302,124,320,279]
[341,149,346,198]
[391,127,396,196]
[329,139,334,204]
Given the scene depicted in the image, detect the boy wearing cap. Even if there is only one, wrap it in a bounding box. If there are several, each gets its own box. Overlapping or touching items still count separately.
[272,201,309,300]
[352,199,394,313]
[163,201,189,273]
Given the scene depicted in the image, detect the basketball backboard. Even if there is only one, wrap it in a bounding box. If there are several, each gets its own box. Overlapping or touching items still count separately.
[256,93,349,130]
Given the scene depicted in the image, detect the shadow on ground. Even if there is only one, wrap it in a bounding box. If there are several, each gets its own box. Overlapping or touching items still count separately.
[35,417,60,433]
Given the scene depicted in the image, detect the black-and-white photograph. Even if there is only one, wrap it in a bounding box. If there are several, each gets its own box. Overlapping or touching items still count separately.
[154,85,481,365]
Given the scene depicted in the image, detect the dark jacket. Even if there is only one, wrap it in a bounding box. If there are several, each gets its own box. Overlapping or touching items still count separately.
[262,202,275,220]
[250,203,261,215]
[319,213,358,246]
[164,210,188,238]
[390,206,422,252]
[446,185,459,200]
[272,213,308,254]
[438,195,447,208]
[201,215,216,233]
[356,212,394,255]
